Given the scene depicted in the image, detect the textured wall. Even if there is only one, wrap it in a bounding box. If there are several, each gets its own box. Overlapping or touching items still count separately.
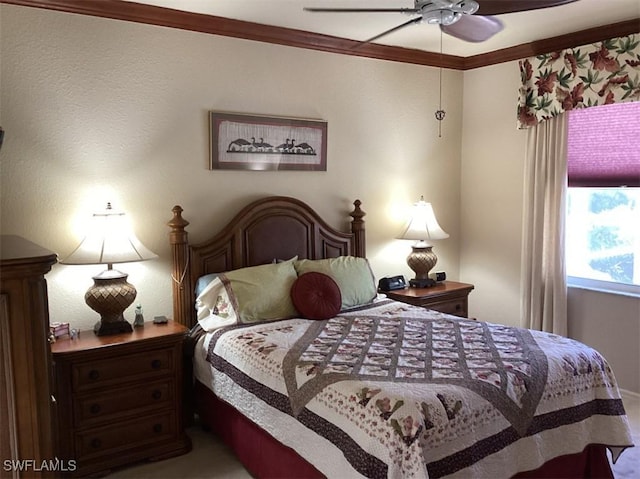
[0,5,462,331]
[460,62,526,326]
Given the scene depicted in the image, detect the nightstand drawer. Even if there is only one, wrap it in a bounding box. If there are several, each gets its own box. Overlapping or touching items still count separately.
[74,380,174,428]
[75,411,176,461]
[73,348,173,391]
[427,299,467,317]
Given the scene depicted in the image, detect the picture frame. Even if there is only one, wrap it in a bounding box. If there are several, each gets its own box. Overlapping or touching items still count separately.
[209,111,327,171]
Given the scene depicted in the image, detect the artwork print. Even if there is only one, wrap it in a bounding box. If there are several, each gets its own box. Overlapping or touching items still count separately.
[210,112,327,171]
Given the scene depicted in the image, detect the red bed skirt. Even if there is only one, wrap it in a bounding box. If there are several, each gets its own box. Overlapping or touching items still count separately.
[194,380,614,479]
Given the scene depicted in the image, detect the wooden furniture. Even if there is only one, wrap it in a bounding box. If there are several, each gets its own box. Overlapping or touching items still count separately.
[168,196,366,329]
[51,321,191,477]
[1,235,57,479]
[384,281,474,317]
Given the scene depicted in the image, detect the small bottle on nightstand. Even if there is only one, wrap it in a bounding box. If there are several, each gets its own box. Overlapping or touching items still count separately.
[134,304,144,327]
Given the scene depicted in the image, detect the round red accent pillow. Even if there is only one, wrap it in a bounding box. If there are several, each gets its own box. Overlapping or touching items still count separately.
[291,272,342,320]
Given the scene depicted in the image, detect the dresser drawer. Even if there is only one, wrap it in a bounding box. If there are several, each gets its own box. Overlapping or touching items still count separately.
[74,380,174,428]
[75,411,176,461]
[73,348,173,391]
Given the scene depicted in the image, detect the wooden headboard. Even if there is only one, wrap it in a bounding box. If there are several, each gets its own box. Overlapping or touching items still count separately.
[167,196,366,328]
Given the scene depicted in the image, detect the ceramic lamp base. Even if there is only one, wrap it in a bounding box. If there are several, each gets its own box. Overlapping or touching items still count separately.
[85,268,135,336]
[406,243,438,288]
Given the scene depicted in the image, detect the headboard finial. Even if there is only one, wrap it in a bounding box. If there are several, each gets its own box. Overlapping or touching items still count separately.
[168,205,190,245]
[350,199,365,228]
[349,199,366,258]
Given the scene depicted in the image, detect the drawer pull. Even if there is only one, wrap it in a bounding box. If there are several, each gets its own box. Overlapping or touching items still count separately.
[455,304,461,311]
[151,359,162,369]
[89,404,101,415]
[90,438,102,449]
[153,423,163,434]
[88,370,100,380]
[152,390,162,400]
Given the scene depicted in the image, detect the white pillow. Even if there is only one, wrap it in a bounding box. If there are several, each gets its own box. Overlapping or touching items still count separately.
[196,276,239,332]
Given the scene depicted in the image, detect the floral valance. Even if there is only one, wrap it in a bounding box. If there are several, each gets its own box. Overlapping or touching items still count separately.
[517,34,640,129]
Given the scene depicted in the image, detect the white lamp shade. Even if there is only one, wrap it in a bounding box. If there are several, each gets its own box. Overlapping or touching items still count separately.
[398,197,449,242]
[62,204,157,266]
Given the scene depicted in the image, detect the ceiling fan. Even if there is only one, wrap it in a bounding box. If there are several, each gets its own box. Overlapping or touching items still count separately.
[304,0,580,44]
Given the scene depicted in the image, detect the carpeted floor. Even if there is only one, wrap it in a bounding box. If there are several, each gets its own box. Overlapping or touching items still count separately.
[611,391,640,479]
[107,392,639,479]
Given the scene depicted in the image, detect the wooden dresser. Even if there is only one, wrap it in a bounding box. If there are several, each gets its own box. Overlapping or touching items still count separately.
[51,321,191,477]
[0,235,57,479]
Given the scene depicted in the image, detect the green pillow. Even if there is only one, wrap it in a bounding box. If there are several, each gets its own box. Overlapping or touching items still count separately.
[294,256,377,310]
[224,259,299,323]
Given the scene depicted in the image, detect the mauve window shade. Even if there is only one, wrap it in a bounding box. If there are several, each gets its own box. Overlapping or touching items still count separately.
[567,102,640,187]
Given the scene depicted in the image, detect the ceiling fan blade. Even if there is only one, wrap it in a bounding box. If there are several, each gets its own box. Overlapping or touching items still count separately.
[441,15,504,42]
[304,8,419,14]
[476,0,579,16]
[360,17,423,45]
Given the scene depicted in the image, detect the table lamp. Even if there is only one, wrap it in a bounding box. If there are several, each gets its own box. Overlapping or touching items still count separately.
[62,203,157,335]
[397,196,449,288]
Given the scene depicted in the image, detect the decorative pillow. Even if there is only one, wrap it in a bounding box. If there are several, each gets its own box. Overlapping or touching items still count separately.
[294,256,377,310]
[291,272,342,320]
[195,276,238,332]
[222,259,299,324]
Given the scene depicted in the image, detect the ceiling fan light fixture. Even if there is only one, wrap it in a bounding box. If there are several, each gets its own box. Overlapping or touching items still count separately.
[423,9,461,26]
[441,15,504,42]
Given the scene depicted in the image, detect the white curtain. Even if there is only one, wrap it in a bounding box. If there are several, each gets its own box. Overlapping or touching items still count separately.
[520,114,568,335]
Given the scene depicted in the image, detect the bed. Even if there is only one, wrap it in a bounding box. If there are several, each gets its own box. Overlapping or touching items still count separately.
[167,196,633,478]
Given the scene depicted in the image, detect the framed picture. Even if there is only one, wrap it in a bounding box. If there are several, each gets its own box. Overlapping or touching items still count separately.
[209,112,327,171]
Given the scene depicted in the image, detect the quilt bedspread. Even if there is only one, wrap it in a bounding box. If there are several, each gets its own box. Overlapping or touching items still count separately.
[205,300,633,478]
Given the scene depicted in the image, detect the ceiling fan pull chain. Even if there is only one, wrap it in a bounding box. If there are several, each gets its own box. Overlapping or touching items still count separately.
[435,26,446,138]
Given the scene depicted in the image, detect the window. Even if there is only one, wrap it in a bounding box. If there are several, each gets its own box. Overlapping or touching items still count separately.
[565,102,640,296]
[566,188,639,292]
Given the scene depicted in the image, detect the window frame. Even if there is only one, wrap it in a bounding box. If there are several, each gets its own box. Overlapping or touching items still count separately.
[567,275,640,298]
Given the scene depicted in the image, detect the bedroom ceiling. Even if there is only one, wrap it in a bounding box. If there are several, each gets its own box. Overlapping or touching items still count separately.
[132,0,639,57]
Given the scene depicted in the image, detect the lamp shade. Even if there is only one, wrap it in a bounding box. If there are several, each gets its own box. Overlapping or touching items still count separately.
[397,197,449,243]
[62,203,157,266]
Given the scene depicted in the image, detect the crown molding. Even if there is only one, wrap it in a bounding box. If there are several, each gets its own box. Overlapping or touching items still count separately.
[464,19,640,69]
[2,0,638,70]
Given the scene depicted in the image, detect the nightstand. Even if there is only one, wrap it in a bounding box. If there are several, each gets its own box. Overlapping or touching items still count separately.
[384,281,475,318]
[51,321,191,477]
